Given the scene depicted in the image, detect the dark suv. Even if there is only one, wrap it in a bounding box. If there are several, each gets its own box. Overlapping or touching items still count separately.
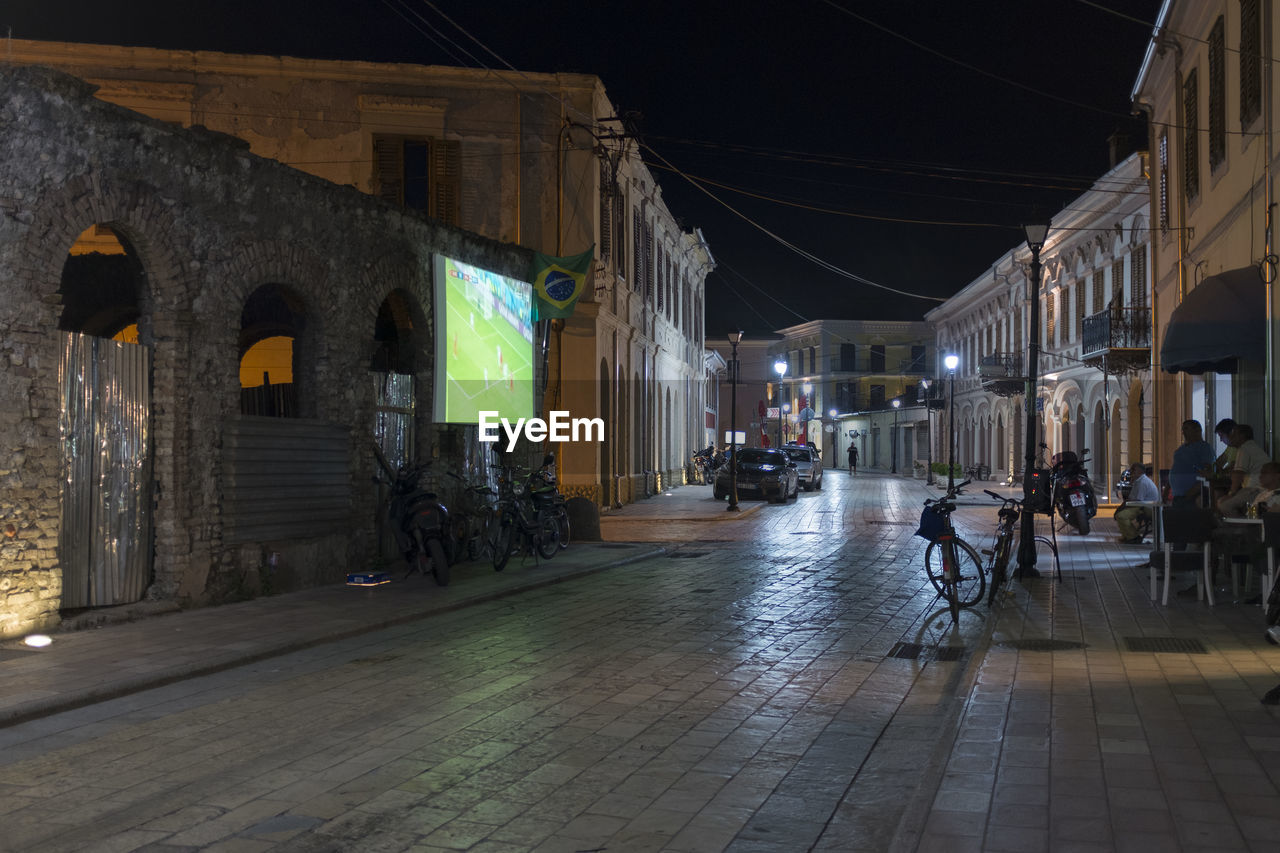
[713,448,799,503]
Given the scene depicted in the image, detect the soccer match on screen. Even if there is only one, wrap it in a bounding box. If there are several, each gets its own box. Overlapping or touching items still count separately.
[433,254,535,424]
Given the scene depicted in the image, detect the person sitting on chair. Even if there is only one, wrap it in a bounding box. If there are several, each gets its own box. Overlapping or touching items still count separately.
[1115,462,1159,544]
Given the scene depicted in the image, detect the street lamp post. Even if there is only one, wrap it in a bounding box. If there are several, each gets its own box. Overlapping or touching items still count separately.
[944,354,959,492]
[1017,221,1050,579]
[891,398,901,473]
[774,359,788,449]
[829,408,838,470]
[727,331,743,512]
[921,379,934,485]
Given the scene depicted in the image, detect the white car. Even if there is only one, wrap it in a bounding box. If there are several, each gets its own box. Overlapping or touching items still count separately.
[783,444,823,491]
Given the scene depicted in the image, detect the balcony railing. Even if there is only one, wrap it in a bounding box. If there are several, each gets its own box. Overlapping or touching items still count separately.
[978,353,1022,379]
[978,353,1024,398]
[1081,307,1151,371]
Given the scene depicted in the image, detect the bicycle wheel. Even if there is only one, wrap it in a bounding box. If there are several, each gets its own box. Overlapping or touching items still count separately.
[492,510,516,571]
[924,537,986,608]
[987,534,1013,607]
[475,507,498,561]
[555,505,570,550]
[535,511,559,559]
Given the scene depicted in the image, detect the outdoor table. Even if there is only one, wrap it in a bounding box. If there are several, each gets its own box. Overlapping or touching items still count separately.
[1220,516,1265,603]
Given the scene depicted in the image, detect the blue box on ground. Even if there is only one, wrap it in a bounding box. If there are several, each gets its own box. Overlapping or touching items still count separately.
[346,571,391,587]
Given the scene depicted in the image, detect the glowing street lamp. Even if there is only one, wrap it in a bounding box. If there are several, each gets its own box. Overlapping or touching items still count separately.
[945,354,959,492]
[891,398,901,473]
[774,358,788,449]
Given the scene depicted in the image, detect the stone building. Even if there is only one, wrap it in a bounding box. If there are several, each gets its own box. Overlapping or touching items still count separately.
[1132,0,1275,468]
[5,38,712,509]
[0,64,532,637]
[925,151,1153,490]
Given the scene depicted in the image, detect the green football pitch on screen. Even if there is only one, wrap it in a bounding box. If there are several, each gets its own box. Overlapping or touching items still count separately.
[433,255,535,424]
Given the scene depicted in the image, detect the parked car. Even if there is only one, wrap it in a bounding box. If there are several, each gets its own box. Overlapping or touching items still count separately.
[713,448,799,503]
[783,443,823,491]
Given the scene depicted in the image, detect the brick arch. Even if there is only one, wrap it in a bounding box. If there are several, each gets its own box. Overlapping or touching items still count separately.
[12,173,189,341]
[216,241,337,421]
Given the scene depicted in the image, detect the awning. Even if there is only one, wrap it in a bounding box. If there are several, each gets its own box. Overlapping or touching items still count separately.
[1160,266,1266,374]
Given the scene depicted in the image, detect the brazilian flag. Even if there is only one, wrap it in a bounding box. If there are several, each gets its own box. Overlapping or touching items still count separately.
[531,246,594,320]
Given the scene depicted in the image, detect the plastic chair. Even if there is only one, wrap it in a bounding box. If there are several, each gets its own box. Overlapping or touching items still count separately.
[1154,507,1216,606]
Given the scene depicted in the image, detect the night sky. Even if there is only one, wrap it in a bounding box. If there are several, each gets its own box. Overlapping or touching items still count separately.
[5,0,1160,335]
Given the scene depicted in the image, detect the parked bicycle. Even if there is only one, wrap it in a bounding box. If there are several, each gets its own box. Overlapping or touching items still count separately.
[916,479,986,623]
[982,490,1023,606]
[530,453,570,550]
[491,459,561,571]
[447,472,500,563]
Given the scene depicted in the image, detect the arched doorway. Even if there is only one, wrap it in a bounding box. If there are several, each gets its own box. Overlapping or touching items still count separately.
[240,284,307,418]
[371,290,424,471]
[57,224,153,610]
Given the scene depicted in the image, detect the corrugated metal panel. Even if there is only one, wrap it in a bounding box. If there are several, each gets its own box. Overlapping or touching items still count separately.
[222,416,351,543]
[59,332,153,609]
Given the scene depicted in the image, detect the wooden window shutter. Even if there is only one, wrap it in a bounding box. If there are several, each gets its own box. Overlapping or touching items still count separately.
[632,209,643,289]
[373,137,404,205]
[599,162,612,260]
[1112,259,1124,307]
[431,140,461,226]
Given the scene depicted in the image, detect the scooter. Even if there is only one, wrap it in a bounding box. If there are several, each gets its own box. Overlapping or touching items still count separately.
[1050,448,1098,535]
[374,446,452,585]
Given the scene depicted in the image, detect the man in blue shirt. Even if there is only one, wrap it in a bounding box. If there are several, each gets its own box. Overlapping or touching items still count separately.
[1116,462,1161,544]
[1169,419,1214,507]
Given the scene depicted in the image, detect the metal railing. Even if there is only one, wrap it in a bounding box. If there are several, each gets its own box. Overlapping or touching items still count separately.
[978,353,1022,379]
[1081,307,1152,358]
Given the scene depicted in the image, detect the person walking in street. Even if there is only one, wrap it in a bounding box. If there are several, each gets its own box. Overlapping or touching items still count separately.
[1169,419,1215,507]
[847,443,858,475]
[1115,462,1159,544]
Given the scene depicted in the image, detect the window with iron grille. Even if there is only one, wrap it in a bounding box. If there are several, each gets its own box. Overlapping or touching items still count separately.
[1242,0,1262,126]
[1092,269,1104,313]
[1209,17,1226,169]
[1131,246,1148,308]
[1159,132,1169,232]
[372,136,461,225]
[1112,259,1125,307]
[1183,68,1200,201]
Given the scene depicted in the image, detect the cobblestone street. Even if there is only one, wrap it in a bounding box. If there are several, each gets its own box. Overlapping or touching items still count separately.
[2,473,1279,852]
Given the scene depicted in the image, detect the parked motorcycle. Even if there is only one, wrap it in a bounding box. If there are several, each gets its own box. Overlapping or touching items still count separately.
[691,446,724,485]
[1049,448,1098,535]
[373,446,452,585]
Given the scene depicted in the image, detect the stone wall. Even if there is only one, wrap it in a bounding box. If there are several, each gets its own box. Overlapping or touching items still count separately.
[0,66,531,637]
